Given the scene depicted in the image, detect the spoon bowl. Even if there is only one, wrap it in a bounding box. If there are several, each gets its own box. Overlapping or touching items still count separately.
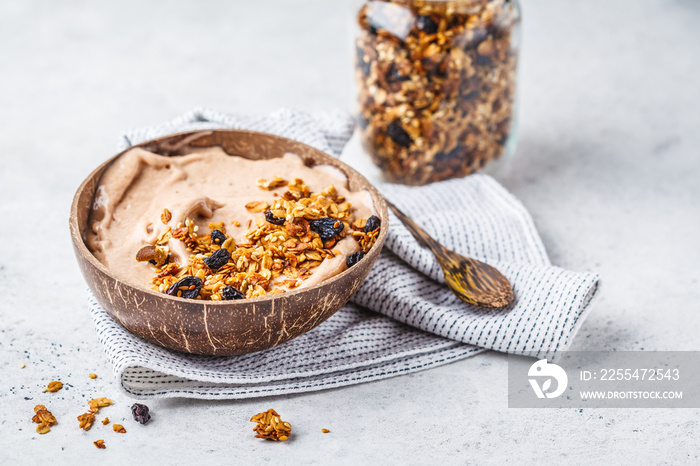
[387,201,514,308]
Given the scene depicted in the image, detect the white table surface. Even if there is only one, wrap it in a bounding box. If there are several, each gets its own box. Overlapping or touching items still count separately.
[1,0,699,464]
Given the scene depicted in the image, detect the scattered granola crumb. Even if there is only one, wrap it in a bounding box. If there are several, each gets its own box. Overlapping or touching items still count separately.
[88,397,113,412]
[101,417,110,425]
[89,373,98,379]
[32,405,57,434]
[43,381,63,393]
[321,428,330,433]
[94,439,106,449]
[250,409,292,441]
[113,424,126,433]
[19,364,26,369]
[77,397,112,431]
[36,423,51,435]
[78,412,95,431]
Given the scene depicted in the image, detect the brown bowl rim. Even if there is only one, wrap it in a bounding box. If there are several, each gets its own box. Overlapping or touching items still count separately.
[69,128,388,306]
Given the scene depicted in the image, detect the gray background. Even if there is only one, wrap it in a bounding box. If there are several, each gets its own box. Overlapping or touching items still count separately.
[1,0,698,464]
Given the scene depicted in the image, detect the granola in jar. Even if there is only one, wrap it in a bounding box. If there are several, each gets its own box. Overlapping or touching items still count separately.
[355,0,521,184]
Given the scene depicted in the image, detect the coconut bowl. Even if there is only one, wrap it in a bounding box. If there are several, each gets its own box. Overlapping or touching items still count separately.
[70,129,388,356]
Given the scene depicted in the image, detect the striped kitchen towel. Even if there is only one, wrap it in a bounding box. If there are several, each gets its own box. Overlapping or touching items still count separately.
[88,107,599,399]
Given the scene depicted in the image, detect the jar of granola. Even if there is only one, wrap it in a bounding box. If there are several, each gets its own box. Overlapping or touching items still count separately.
[354,0,521,185]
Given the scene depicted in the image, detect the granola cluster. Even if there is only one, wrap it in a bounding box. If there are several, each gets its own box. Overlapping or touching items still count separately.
[355,0,520,184]
[77,397,113,431]
[139,178,380,300]
[251,409,292,441]
[32,405,57,434]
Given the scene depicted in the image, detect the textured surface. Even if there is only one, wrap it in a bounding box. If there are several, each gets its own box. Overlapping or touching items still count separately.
[1,0,699,464]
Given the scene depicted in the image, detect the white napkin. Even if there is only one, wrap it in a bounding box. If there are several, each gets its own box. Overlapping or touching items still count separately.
[88,108,599,399]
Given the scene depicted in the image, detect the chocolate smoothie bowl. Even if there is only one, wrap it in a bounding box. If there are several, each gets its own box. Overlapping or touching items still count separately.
[70,130,388,355]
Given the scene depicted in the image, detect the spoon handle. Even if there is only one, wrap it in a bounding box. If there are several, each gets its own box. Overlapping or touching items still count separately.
[386,201,444,254]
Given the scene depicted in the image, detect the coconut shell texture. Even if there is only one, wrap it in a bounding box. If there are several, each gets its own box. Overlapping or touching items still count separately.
[70,130,388,355]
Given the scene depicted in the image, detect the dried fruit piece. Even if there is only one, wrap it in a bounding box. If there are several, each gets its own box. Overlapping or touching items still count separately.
[309,218,344,241]
[364,215,380,233]
[415,15,438,34]
[166,276,202,299]
[386,120,412,148]
[94,440,106,449]
[210,229,227,246]
[203,248,230,270]
[113,424,126,433]
[346,251,366,268]
[264,210,286,226]
[222,286,245,300]
[78,412,96,431]
[131,403,151,425]
[43,381,63,393]
[250,409,292,441]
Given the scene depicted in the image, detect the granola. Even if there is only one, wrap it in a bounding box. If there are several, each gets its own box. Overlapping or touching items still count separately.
[32,405,57,434]
[250,409,292,441]
[355,0,520,184]
[142,179,380,301]
[43,380,63,393]
[78,397,113,431]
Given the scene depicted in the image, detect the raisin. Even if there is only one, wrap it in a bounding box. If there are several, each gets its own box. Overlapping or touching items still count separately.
[204,248,230,270]
[415,15,438,34]
[435,145,463,163]
[165,276,202,299]
[131,403,151,425]
[264,210,286,225]
[364,215,381,233]
[386,120,412,148]
[222,286,245,300]
[309,218,344,241]
[386,63,410,83]
[211,229,227,246]
[346,251,366,268]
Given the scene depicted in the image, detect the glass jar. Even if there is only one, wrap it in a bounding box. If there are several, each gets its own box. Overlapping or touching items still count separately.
[354,0,521,185]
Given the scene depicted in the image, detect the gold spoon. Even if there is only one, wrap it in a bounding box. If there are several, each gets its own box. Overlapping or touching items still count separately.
[386,201,514,308]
